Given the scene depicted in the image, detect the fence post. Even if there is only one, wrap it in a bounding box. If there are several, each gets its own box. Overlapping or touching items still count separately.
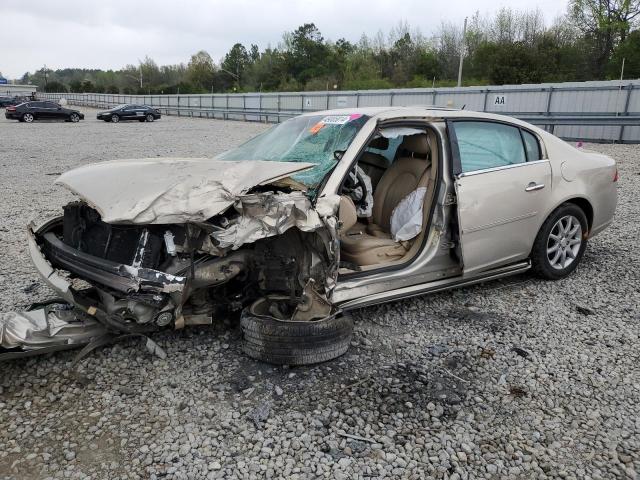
[277,94,281,123]
[482,89,489,112]
[355,92,360,108]
[432,90,437,106]
[390,92,395,106]
[544,86,554,134]
[177,95,180,117]
[618,83,633,143]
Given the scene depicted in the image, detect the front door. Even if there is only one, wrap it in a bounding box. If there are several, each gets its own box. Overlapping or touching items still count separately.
[449,120,552,275]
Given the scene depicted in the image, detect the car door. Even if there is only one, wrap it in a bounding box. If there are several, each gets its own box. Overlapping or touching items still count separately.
[46,102,66,119]
[27,101,46,119]
[449,120,552,275]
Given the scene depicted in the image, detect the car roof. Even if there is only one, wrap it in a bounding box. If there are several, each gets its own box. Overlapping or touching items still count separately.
[299,106,538,129]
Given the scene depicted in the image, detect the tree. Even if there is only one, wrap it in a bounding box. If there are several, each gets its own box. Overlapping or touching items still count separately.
[221,43,250,89]
[186,50,215,91]
[609,29,640,77]
[569,0,640,77]
[43,81,67,93]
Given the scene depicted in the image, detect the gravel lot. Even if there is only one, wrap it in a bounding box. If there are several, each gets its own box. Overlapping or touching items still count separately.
[0,107,638,480]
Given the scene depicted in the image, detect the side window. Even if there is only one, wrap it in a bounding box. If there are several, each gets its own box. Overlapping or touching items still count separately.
[522,130,542,161]
[366,136,402,163]
[453,121,526,173]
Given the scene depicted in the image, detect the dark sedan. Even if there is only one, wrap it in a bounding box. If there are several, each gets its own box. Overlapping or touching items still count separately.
[5,101,84,123]
[97,104,161,123]
[0,96,29,108]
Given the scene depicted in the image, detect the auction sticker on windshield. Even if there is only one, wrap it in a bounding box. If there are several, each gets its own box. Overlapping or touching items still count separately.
[320,114,362,125]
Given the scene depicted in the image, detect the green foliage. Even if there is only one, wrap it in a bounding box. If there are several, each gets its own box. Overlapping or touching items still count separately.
[17,6,640,95]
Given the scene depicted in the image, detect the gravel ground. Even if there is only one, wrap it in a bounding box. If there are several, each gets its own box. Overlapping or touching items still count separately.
[0,107,638,480]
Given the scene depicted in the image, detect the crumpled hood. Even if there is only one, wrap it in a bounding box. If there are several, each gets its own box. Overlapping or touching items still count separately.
[56,157,314,224]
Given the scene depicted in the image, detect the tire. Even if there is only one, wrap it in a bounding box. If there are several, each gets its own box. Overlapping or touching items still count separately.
[69,113,80,123]
[23,113,34,123]
[145,114,154,122]
[241,298,353,366]
[531,203,588,280]
[111,114,120,123]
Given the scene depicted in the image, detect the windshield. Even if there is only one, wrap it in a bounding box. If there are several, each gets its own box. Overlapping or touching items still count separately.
[217,113,369,187]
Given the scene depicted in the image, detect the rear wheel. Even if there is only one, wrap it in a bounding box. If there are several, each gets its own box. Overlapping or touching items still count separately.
[22,113,34,123]
[145,114,154,122]
[111,114,120,123]
[531,203,588,280]
[241,297,353,366]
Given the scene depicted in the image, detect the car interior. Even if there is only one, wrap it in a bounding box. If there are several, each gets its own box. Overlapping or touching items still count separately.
[337,126,439,272]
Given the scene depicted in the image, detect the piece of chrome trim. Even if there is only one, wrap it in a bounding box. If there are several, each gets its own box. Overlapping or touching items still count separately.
[337,261,531,311]
[457,159,550,178]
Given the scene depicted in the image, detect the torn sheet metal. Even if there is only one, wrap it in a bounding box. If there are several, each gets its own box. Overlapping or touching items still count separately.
[55,158,315,225]
[212,191,331,250]
[0,302,106,351]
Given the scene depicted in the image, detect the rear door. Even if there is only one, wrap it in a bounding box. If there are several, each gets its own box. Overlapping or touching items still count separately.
[449,120,552,275]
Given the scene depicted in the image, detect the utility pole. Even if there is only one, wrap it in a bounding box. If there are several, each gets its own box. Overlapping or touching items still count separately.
[43,64,48,90]
[457,17,467,88]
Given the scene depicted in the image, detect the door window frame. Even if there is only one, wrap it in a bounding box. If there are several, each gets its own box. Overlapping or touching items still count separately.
[447,118,547,178]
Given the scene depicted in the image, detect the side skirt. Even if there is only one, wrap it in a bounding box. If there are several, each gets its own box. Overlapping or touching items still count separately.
[337,261,531,311]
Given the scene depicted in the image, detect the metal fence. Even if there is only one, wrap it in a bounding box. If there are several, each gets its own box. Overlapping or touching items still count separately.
[41,79,640,143]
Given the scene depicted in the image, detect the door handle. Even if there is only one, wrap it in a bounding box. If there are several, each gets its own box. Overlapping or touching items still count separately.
[525,182,545,192]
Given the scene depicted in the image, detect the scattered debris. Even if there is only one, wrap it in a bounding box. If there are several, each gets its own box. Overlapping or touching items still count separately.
[576,305,596,316]
[510,346,530,359]
[337,432,376,444]
[248,401,271,427]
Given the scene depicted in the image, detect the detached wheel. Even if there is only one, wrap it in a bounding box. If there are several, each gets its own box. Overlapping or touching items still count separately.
[23,113,34,123]
[111,114,120,123]
[145,114,154,122]
[241,297,353,366]
[531,203,588,280]
[69,113,80,123]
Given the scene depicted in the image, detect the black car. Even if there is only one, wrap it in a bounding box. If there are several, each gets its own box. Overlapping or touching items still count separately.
[96,104,161,123]
[5,101,84,123]
[0,95,28,108]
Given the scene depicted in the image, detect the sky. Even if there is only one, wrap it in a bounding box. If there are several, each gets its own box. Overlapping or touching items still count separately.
[0,0,569,79]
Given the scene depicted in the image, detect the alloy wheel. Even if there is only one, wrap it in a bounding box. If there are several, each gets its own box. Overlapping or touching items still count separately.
[546,215,582,270]
[70,113,80,122]
[23,113,34,123]
[146,114,154,122]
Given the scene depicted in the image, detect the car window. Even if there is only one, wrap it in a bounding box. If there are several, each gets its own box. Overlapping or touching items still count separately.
[522,130,541,161]
[366,136,403,163]
[453,121,526,173]
[44,102,58,108]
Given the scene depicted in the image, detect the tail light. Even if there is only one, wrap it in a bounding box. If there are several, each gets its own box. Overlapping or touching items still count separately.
[613,166,619,182]
[6,106,15,111]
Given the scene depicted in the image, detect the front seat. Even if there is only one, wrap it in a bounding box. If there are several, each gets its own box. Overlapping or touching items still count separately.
[340,134,432,266]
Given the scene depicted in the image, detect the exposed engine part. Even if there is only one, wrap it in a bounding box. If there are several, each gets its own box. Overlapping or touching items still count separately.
[292,279,333,321]
[155,311,174,327]
[189,251,250,289]
[164,231,177,256]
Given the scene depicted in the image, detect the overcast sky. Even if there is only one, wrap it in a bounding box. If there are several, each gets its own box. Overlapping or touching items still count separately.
[0,0,568,79]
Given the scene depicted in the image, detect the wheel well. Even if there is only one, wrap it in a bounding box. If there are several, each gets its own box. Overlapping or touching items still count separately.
[565,198,593,232]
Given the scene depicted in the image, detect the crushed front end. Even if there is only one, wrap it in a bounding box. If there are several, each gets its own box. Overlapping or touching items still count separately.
[26,190,340,337]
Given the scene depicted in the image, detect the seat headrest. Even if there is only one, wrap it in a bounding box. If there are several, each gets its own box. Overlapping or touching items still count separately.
[368,136,389,150]
[399,134,430,156]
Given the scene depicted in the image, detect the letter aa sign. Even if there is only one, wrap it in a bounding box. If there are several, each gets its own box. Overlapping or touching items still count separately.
[493,95,506,106]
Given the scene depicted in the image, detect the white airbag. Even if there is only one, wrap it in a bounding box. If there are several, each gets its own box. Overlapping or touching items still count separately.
[389,187,427,241]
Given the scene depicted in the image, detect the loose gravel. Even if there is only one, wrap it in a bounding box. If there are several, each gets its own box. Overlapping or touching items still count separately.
[0,108,638,480]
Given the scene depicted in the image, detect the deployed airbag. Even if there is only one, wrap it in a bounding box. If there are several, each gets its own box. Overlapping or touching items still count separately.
[389,187,427,241]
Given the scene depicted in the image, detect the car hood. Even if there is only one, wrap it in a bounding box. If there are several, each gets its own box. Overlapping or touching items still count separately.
[55,157,314,224]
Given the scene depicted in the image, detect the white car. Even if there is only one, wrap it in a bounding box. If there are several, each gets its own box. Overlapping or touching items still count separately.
[3,107,618,365]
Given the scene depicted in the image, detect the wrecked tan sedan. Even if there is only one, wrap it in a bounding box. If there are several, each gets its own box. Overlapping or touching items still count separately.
[6,107,617,365]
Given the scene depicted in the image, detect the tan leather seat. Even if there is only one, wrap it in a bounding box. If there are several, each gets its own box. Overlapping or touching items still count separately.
[341,134,432,266]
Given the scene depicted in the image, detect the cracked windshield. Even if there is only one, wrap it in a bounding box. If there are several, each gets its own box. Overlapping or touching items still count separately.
[218,113,369,187]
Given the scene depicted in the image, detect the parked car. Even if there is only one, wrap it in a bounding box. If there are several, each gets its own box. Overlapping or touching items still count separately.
[0,95,28,108]
[5,101,84,123]
[96,104,161,123]
[17,108,617,365]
